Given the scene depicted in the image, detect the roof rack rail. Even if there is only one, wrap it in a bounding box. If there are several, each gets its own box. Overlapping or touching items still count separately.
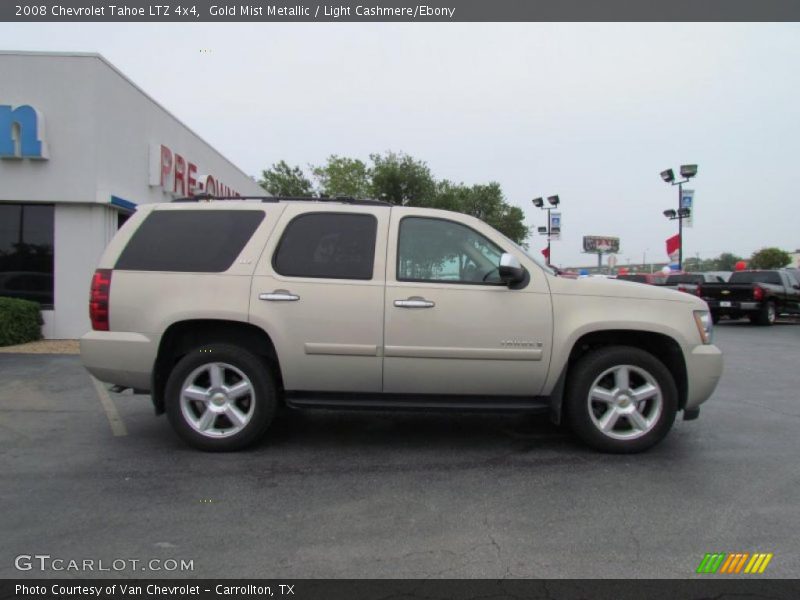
[172,193,392,207]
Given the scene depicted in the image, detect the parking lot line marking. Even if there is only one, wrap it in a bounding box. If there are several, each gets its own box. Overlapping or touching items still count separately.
[91,376,128,436]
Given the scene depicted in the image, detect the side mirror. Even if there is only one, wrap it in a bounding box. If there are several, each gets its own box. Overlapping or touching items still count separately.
[498,253,525,286]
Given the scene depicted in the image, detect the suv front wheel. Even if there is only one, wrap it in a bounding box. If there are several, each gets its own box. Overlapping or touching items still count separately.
[165,344,277,451]
[566,346,678,453]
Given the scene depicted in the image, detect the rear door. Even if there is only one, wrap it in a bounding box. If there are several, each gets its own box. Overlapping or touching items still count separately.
[382,210,553,396]
[250,204,390,392]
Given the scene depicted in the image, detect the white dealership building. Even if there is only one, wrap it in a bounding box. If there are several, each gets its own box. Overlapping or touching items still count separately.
[0,51,263,339]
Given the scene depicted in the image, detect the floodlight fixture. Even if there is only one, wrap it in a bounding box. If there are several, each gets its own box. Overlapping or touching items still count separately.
[531,193,562,265]
[661,164,698,272]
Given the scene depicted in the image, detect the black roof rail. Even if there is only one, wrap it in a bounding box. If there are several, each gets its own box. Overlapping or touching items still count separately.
[172,193,392,207]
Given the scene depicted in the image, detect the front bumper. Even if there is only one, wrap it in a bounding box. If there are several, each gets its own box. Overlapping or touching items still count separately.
[684,343,723,410]
[80,330,159,392]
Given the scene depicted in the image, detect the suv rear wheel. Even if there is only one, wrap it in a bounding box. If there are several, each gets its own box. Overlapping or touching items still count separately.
[566,346,678,453]
[165,344,277,451]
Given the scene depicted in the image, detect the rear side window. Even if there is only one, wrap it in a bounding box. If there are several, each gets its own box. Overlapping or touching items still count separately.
[115,210,265,272]
[729,271,781,285]
[273,213,377,280]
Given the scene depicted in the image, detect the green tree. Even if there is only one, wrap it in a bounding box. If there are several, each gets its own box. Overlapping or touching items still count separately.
[715,252,743,271]
[259,160,314,197]
[431,181,529,244]
[369,151,436,206]
[312,155,371,198]
[258,152,530,245]
[749,247,791,269]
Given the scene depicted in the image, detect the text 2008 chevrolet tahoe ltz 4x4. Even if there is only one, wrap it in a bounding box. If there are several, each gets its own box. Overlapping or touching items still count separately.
[81,197,723,453]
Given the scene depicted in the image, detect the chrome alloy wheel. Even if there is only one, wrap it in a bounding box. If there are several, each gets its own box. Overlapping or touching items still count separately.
[179,362,255,438]
[587,364,663,441]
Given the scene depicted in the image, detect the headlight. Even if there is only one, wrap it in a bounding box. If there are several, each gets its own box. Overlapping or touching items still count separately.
[694,310,713,344]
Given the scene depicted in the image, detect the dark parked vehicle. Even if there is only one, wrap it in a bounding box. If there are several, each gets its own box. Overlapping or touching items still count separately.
[617,273,666,285]
[700,270,800,325]
[658,272,726,296]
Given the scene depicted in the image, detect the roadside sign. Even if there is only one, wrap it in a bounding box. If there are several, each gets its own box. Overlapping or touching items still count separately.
[550,212,561,239]
[681,189,694,228]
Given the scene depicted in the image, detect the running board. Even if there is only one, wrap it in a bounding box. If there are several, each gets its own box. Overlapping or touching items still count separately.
[284,391,550,413]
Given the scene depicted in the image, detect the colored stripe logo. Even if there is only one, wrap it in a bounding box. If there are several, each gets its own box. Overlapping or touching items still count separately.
[697,552,773,574]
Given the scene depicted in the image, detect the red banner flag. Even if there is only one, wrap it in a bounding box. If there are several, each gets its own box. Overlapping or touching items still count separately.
[665,234,680,257]
[541,246,550,260]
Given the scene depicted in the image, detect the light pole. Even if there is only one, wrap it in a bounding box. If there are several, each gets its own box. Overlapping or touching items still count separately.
[532,195,560,265]
[660,164,697,271]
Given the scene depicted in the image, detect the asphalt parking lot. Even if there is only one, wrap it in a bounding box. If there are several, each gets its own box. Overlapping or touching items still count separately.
[2,320,799,579]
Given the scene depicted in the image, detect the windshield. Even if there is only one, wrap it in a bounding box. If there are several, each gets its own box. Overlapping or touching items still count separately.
[666,274,703,284]
[618,274,648,283]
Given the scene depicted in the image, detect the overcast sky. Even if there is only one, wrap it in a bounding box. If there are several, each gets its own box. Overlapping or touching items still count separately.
[3,22,799,267]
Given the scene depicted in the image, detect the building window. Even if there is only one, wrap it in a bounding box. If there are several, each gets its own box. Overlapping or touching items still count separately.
[0,203,54,307]
[117,212,130,229]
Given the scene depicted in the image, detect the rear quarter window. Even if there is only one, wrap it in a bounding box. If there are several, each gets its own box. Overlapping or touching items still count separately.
[115,210,265,272]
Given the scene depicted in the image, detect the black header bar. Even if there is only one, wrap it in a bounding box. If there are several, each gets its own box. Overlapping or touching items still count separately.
[4,0,800,22]
[3,579,800,600]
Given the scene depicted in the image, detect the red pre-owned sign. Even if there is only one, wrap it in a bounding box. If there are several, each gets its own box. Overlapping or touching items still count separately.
[150,143,242,197]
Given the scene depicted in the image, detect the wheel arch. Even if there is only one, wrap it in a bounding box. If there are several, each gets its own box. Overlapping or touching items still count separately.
[151,319,283,415]
[548,329,687,424]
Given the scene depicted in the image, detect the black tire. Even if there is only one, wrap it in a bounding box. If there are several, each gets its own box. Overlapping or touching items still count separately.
[165,344,277,451]
[755,301,776,326]
[565,346,678,454]
[711,312,721,324]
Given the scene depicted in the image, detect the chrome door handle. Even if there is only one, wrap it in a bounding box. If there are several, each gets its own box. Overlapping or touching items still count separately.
[260,290,300,302]
[394,297,435,308]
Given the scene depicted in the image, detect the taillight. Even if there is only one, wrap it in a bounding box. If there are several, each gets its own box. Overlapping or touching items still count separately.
[89,269,112,331]
[677,284,701,295]
[753,285,763,301]
[695,284,703,297]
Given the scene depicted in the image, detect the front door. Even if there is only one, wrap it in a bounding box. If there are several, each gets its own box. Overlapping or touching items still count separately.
[383,212,553,397]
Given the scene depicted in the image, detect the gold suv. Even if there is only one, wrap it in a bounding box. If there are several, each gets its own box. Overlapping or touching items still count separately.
[81,197,722,453]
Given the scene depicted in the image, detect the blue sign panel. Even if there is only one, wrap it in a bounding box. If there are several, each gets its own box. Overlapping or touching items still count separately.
[0,104,49,159]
